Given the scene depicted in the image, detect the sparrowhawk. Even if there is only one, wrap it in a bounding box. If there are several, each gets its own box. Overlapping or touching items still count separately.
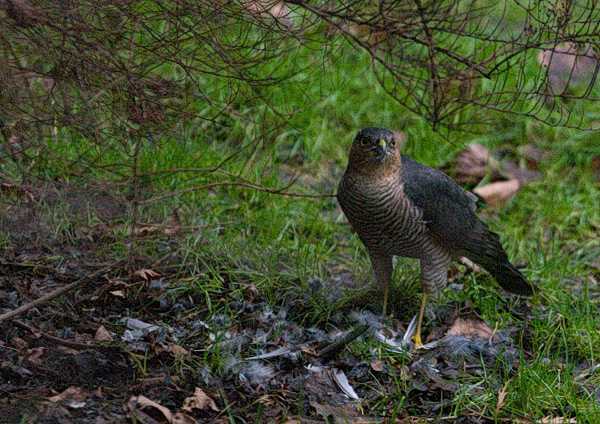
[337,127,533,347]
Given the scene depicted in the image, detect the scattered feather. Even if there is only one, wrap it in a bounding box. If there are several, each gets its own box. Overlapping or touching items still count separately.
[245,346,292,360]
[331,368,359,400]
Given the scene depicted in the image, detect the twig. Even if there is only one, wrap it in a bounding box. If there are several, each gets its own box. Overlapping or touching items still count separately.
[0,261,124,324]
[317,324,369,359]
[140,181,336,205]
[12,319,120,350]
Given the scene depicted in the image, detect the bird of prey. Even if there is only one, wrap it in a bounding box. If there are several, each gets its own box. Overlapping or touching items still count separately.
[337,128,533,347]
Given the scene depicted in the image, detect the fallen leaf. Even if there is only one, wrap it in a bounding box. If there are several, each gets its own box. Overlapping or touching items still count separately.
[446,315,494,340]
[537,43,598,94]
[26,347,45,364]
[310,401,361,423]
[245,282,260,301]
[48,386,88,403]
[12,336,28,351]
[134,269,160,282]
[1,361,33,377]
[57,346,81,355]
[473,179,520,207]
[501,160,542,183]
[163,342,190,356]
[95,325,113,342]
[300,347,319,357]
[495,378,513,416]
[370,360,384,372]
[443,143,499,185]
[181,387,219,413]
[518,144,549,171]
[130,395,173,422]
[163,209,182,236]
[344,22,388,44]
[110,290,125,298]
[459,257,482,273]
[536,417,577,424]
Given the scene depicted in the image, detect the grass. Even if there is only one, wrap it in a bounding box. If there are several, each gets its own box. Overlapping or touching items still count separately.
[2,10,600,424]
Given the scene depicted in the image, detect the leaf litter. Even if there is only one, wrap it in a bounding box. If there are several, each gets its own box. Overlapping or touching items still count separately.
[442,141,545,207]
[0,180,586,423]
[0,251,541,424]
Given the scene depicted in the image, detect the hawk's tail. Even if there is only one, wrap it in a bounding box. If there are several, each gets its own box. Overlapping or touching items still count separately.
[468,230,534,296]
[483,261,533,296]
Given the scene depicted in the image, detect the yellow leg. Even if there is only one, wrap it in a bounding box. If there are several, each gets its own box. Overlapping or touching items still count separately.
[413,293,428,348]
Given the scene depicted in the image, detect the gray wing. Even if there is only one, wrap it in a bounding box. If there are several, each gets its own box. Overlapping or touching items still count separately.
[399,155,533,295]
[399,155,491,256]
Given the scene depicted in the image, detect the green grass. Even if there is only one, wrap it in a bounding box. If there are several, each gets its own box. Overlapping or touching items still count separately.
[2,9,600,422]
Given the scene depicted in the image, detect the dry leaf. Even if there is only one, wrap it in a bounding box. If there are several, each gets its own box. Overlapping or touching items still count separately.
[443,143,498,185]
[12,336,28,351]
[473,179,520,207]
[345,23,388,44]
[518,144,549,171]
[370,360,384,372]
[397,365,411,382]
[245,282,260,301]
[300,347,319,357]
[163,342,190,356]
[459,257,482,273]
[26,347,45,364]
[130,395,173,422]
[57,346,81,355]
[95,325,113,342]
[181,387,219,413]
[537,417,576,424]
[48,386,88,403]
[446,315,494,340]
[163,209,182,236]
[501,161,542,184]
[310,401,362,423]
[110,290,125,298]
[495,378,513,416]
[537,43,598,94]
[134,269,160,282]
[241,1,290,22]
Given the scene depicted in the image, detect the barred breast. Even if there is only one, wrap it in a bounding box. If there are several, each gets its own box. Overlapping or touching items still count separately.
[338,173,452,294]
[339,174,426,255]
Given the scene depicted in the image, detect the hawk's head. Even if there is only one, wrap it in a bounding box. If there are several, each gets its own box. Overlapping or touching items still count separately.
[347,127,402,175]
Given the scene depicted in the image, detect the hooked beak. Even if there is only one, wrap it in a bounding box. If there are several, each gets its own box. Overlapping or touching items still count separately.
[377,139,387,154]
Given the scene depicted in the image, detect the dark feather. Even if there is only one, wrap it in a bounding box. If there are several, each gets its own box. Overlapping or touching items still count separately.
[400,155,532,295]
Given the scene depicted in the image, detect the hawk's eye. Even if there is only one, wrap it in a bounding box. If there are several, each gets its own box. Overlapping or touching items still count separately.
[360,137,369,147]
[390,138,397,148]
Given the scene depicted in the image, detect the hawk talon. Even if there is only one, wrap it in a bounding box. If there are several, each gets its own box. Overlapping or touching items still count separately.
[413,332,424,349]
